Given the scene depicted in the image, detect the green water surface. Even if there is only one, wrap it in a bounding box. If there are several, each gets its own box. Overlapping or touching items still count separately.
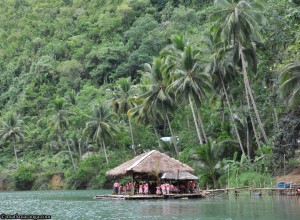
[0,190,300,219]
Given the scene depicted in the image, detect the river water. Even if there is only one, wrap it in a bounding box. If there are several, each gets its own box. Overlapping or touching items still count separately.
[0,190,300,220]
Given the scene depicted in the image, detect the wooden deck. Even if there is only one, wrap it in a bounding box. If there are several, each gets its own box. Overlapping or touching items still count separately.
[94,193,205,200]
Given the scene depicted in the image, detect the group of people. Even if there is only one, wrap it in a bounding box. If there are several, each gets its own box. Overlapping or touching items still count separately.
[113,180,198,195]
[155,182,175,195]
[113,181,134,195]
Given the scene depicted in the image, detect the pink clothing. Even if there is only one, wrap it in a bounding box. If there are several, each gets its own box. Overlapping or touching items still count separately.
[165,183,170,194]
[139,184,143,194]
[113,182,119,187]
[161,184,166,195]
[156,186,161,195]
[144,183,149,194]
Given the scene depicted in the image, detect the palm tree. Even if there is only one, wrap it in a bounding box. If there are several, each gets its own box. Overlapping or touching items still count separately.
[195,139,224,188]
[139,57,179,156]
[112,77,137,155]
[211,0,268,144]
[0,113,25,166]
[128,97,163,149]
[84,104,117,164]
[168,44,212,145]
[202,35,246,155]
[51,97,73,143]
[280,62,300,110]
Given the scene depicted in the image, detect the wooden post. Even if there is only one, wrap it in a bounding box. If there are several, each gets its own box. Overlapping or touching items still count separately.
[227,164,230,194]
[131,172,135,196]
[283,154,286,176]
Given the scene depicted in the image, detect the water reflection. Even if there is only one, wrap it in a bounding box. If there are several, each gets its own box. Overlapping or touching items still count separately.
[138,200,201,218]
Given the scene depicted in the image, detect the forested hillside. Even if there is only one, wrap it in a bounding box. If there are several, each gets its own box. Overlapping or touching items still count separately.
[0,0,299,190]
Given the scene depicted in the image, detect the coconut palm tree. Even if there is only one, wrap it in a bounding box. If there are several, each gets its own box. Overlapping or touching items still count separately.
[84,104,117,164]
[280,62,300,110]
[202,35,246,155]
[128,97,163,149]
[0,113,25,166]
[112,77,137,155]
[51,97,73,143]
[195,139,224,188]
[211,0,268,144]
[168,44,212,145]
[139,57,179,156]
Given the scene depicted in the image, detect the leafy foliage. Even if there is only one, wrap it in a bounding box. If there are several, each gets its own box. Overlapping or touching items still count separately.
[0,0,299,190]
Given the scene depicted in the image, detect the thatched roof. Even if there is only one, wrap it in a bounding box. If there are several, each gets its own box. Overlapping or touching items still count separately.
[161,171,199,180]
[106,150,194,177]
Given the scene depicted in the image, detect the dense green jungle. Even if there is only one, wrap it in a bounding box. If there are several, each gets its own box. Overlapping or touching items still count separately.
[0,0,299,191]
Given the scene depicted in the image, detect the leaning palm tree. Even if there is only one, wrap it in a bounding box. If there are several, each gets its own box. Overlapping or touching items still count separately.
[0,113,25,166]
[112,77,137,155]
[84,104,117,164]
[139,57,179,156]
[168,44,212,145]
[279,62,300,110]
[211,0,268,144]
[202,34,246,155]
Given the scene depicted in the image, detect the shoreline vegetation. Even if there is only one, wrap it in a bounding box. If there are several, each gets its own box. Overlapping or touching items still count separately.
[0,0,300,191]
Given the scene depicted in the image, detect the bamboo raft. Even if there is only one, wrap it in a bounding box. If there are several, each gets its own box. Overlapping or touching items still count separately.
[94,193,205,200]
[207,186,300,196]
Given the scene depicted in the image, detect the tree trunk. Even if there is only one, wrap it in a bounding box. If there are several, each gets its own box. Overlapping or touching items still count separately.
[13,137,19,166]
[246,120,251,161]
[66,139,76,170]
[101,139,109,164]
[166,114,179,156]
[221,79,246,155]
[212,173,217,189]
[239,43,268,144]
[187,114,190,129]
[128,118,136,156]
[78,138,82,159]
[243,76,262,158]
[153,126,162,148]
[248,109,263,155]
[274,107,279,131]
[195,107,208,143]
[188,94,203,145]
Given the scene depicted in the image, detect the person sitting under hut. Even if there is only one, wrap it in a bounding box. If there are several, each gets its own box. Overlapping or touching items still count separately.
[188,181,195,193]
[179,183,187,193]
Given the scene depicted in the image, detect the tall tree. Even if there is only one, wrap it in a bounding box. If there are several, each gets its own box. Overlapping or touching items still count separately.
[139,57,179,156]
[51,98,72,143]
[0,113,25,166]
[84,104,117,164]
[128,89,164,151]
[112,77,137,155]
[202,35,246,155]
[168,44,212,145]
[211,0,268,144]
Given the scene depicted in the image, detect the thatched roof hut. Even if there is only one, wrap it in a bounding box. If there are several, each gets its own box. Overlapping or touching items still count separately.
[106,150,193,177]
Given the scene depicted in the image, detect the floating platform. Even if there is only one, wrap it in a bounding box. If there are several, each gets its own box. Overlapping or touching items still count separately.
[94,193,205,200]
